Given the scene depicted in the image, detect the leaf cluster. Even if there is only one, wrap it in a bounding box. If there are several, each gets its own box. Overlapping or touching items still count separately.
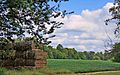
[105,0,120,36]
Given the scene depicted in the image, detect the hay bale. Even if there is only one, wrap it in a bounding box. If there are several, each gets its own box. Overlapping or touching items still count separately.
[2,59,14,66]
[26,50,47,60]
[0,59,3,66]
[0,50,4,59]
[4,66,14,69]
[34,65,45,69]
[35,53,47,60]
[26,51,35,59]
[31,41,36,49]
[1,50,16,60]
[25,59,47,66]
[33,50,47,56]
[25,59,35,66]
[14,58,25,66]
[0,41,48,69]
[15,51,26,59]
[35,60,47,66]
[0,43,13,50]
[34,51,48,60]
[14,42,32,51]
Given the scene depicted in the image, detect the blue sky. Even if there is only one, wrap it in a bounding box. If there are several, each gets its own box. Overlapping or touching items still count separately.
[49,0,116,52]
[60,0,114,14]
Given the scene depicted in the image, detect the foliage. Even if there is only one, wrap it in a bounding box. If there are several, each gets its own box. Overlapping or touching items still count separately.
[107,42,120,62]
[43,44,106,60]
[0,0,73,44]
[56,44,64,50]
[103,42,120,62]
[113,52,120,62]
[103,50,112,60]
[105,0,120,36]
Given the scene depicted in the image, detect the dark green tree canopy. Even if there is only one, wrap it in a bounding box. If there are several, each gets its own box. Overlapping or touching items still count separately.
[56,44,64,50]
[0,0,73,44]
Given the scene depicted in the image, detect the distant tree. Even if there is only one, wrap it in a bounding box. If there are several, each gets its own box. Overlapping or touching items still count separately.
[78,52,86,60]
[103,50,111,60]
[43,43,112,60]
[103,43,120,62]
[67,48,79,59]
[56,44,64,51]
[113,52,120,62]
[110,42,120,62]
[94,56,101,60]
[43,45,52,58]
[62,48,69,58]
[112,43,120,54]
[82,51,92,60]
[0,0,73,44]
[95,52,104,60]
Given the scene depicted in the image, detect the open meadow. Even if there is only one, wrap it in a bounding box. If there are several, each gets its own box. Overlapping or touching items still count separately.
[47,59,120,73]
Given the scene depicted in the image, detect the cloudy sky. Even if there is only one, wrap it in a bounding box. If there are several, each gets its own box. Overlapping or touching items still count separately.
[49,0,118,52]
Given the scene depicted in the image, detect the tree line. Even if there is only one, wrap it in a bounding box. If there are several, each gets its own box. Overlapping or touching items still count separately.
[43,43,120,62]
[43,44,106,60]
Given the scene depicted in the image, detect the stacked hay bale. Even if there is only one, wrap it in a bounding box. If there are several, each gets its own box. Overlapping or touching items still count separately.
[25,49,47,69]
[0,41,47,69]
[0,43,15,69]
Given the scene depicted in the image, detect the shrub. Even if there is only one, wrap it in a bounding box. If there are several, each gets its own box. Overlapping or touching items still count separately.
[113,52,120,63]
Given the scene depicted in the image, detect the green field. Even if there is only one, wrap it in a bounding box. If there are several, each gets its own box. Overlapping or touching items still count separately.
[47,59,120,73]
[0,59,120,75]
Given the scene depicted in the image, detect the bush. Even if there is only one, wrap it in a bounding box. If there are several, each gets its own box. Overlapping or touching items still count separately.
[113,52,120,63]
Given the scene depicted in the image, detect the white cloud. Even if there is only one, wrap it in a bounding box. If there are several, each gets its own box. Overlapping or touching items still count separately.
[64,15,98,32]
[103,3,114,10]
[80,33,90,39]
[79,45,87,51]
[50,2,116,52]
[50,33,68,44]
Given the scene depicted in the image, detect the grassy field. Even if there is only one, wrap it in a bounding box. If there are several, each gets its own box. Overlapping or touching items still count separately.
[47,59,120,73]
[0,59,120,75]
